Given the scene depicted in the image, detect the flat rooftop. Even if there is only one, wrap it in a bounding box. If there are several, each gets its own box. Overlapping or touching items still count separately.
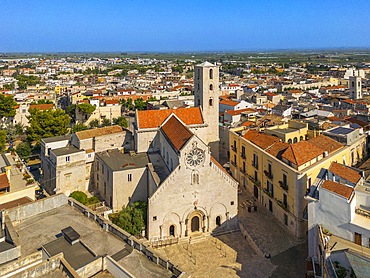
[43,237,96,270]
[42,134,71,144]
[51,146,84,156]
[97,149,149,171]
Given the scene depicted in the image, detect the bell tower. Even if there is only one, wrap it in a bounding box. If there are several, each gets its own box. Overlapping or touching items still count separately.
[194,62,220,158]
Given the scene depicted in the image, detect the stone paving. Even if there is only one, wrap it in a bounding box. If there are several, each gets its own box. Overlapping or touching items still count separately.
[238,187,300,257]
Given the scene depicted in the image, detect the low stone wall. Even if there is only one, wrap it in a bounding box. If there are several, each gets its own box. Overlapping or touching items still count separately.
[68,198,185,277]
[76,256,103,278]
[104,255,135,278]
[0,215,22,265]
[6,194,68,223]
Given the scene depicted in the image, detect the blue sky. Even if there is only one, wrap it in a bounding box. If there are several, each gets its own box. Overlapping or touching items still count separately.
[1,0,370,52]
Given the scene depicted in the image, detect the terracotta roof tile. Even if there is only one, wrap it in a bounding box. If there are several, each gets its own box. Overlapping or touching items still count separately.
[220,99,240,107]
[282,141,323,166]
[243,130,281,150]
[307,135,343,154]
[161,116,193,151]
[0,173,10,190]
[266,142,290,159]
[137,107,203,129]
[76,125,123,140]
[329,162,362,184]
[29,104,53,111]
[321,180,354,200]
[225,108,256,116]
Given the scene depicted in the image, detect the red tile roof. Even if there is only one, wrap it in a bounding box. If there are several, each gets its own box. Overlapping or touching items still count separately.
[307,135,343,154]
[329,162,362,184]
[220,99,240,107]
[161,116,193,151]
[282,141,324,166]
[243,130,281,150]
[225,108,256,116]
[0,173,10,190]
[321,180,354,200]
[29,104,53,111]
[137,107,203,129]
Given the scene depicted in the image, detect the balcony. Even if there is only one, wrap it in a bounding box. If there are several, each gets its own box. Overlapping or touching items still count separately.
[263,170,273,180]
[251,161,259,170]
[239,167,246,174]
[279,181,289,191]
[248,175,261,187]
[240,153,246,159]
[231,160,237,167]
[263,187,273,198]
[231,145,237,152]
[276,199,289,212]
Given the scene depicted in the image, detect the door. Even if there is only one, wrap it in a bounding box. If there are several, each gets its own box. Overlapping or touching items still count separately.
[191,216,200,232]
[254,185,259,199]
[355,232,362,245]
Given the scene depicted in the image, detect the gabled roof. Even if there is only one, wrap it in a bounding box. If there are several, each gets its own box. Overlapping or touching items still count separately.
[76,125,123,140]
[220,99,240,107]
[243,130,281,150]
[307,135,343,154]
[321,180,354,200]
[282,141,323,167]
[161,115,193,152]
[137,107,203,129]
[329,162,362,184]
[266,141,290,159]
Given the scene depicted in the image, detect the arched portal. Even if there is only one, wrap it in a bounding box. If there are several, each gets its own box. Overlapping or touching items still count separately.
[191,216,200,232]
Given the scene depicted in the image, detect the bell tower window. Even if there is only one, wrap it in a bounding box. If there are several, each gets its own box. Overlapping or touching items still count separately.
[210,68,213,79]
[209,98,213,106]
[209,84,213,91]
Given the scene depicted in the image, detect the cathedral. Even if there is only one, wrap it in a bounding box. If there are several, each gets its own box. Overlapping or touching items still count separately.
[134,62,238,240]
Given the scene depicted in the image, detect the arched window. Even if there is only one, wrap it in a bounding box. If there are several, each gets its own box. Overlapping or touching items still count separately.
[209,84,213,91]
[169,225,175,236]
[216,216,221,226]
[209,98,213,106]
[288,139,292,144]
[352,81,355,87]
[300,136,303,141]
[209,68,213,79]
[197,69,200,80]
[358,81,361,87]
[293,137,298,143]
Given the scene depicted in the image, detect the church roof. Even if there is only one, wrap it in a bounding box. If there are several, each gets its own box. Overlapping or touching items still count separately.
[196,61,215,67]
[136,107,203,129]
[161,115,193,151]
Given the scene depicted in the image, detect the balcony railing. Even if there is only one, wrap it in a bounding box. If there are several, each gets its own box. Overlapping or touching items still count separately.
[263,170,273,180]
[263,188,273,198]
[248,175,261,187]
[252,161,258,170]
[276,199,289,212]
[241,153,246,159]
[231,160,237,167]
[279,181,289,191]
[231,145,237,152]
[239,167,246,174]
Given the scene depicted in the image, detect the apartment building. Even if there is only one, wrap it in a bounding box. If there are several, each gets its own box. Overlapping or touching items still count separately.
[229,129,367,239]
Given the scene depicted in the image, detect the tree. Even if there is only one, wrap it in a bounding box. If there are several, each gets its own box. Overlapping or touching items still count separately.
[134,98,146,110]
[27,108,70,142]
[110,202,147,236]
[69,191,99,205]
[0,94,17,118]
[77,103,96,114]
[72,123,88,133]
[101,118,111,127]
[16,141,32,160]
[0,130,6,152]
[89,119,99,128]
[113,116,128,128]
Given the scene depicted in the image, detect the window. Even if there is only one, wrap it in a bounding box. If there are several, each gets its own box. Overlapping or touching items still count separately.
[192,172,199,184]
[209,84,213,91]
[216,216,221,226]
[153,216,157,221]
[97,161,99,171]
[197,99,201,106]
[231,201,234,205]
[307,177,312,190]
[97,174,99,181]
[209,68,213,79]
[268,163,272,175]
[241,146,246,158]
[283,193,288,209]
[66,156,70,162]
[65,174,71,182]
[104,182,107,195]
[128,173,132,182]
[284,214,288,226]
[197,68,200,79]
[283,173,287,186]
[253,153,258,169]
[102,164,104,174]
[107,170,109,181]
[209,98,213,106]
[267,180,274,197]
[242,161,246,173]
